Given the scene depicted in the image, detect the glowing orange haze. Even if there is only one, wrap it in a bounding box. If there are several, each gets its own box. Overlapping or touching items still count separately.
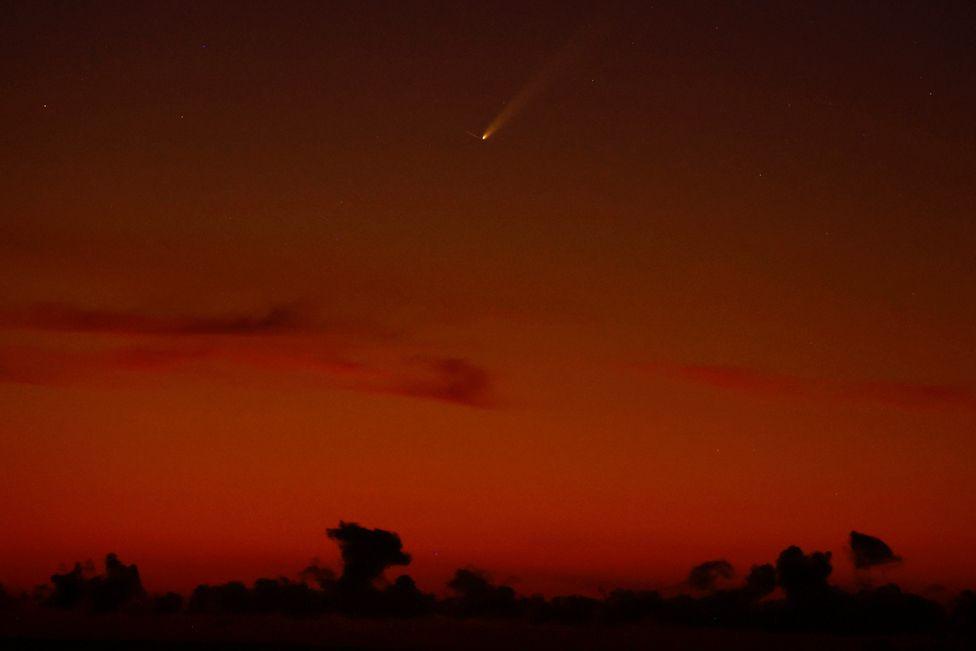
[1,297,974,595]
[1,1,975,599]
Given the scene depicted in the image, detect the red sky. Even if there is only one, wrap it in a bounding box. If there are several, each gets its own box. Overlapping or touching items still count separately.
[1,2,975,596]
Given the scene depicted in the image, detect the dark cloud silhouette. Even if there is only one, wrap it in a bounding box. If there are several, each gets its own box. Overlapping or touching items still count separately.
[443,568,519,618]
[299,562,337,590]
[23,525,975,638]
[46,553,145,612]
[601,589,665,623]
[0,583,11,610]
[742,564,777,600]
[545,594,602,624]
[151,591,183,614]
[951,590,976,633]
[252,578,328,616]
[188,581,253,615]
[775,546,833,603]
[381,574,436,617]
[849,530,902,569]
[327,521,412,591]
[845,583,945,634]
[688,559,735,591]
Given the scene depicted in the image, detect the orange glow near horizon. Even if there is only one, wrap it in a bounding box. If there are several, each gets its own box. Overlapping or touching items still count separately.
[2,3,975,600]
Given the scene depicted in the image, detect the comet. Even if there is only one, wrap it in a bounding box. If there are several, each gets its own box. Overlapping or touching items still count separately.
[479,28,590,141]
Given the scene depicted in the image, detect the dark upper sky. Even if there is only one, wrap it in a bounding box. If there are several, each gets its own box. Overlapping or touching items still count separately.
[1,1,975,595]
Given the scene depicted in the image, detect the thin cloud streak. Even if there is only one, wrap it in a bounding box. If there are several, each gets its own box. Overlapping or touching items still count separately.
[0,303,317,337]
[0,344,493,407]
[644,362,975,412]
[0,304,493,406]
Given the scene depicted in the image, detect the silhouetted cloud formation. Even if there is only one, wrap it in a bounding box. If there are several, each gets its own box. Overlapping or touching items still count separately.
[688,559,735,591]
[443,568,519,618]
[952,590,976,633]
[151,591,183,614]
[46,553,144,612]
[327,521,412,590]
[849,530,902,569]
[743,564,777,600]
[188,578,328,617]
[298,563,337,590]
[775,546,833,602]
[25,523,976,637]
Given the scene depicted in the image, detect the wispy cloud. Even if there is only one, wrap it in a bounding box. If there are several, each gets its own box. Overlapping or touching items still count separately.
[643,362,975,412]
[0,303,316,336]
[386,357,492,407]
[0,304,493,407]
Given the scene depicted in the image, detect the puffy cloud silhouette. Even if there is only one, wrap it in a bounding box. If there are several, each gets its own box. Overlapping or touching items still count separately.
[299,562,337,589]
[327,521,412,591]
[443,568,519,618]
[742,564,777,600]
[178,525,432,618]
[688,559,735,591]
[775,546,833,602]
[849,530,902,569]
[46,553,145,612]
[19,525,967,637]
[381,574,436,617]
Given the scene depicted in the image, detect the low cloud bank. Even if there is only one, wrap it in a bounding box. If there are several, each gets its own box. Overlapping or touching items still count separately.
[8,526,976,636]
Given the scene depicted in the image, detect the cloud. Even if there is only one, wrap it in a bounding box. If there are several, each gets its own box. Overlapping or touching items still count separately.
[644,362,976,412]
[0,344,216,386]
[0,344,494,407]
[23,526,967,635]
[775,546,833,602]
[326,521,412,591]
[687,559,735,591]
[46,553,145,613]
[185,525,431,618]
[742,563,777,599]
[849,531,902,570]
[845,382,975,411]
[0,303,315,336]
[299,563,337,590]
[443,568,519,618]
[657,364,808,397]
[387,357,493,407]
[0,303,494,407]
[188,578,327,616]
